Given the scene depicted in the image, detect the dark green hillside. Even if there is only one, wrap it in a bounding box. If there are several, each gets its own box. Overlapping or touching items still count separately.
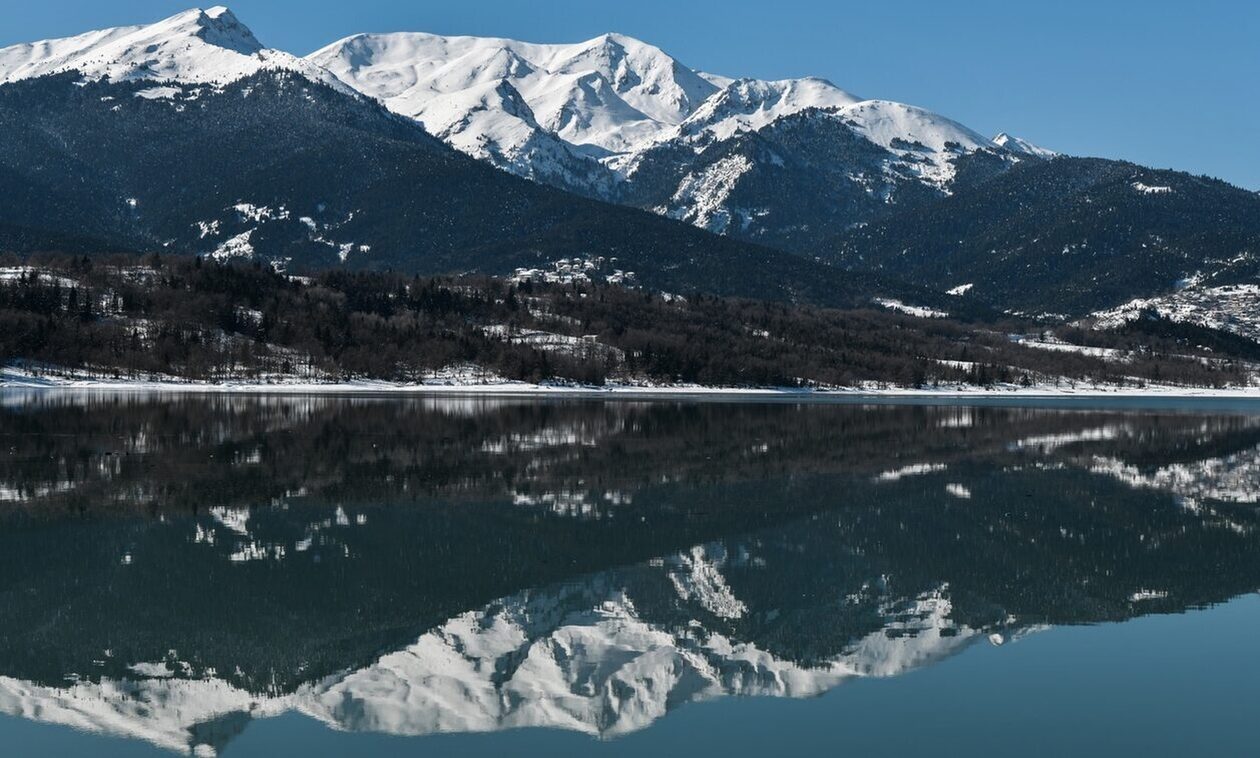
[830,157,1260,315]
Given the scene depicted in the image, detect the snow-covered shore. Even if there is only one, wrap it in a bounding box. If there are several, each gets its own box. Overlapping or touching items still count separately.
[5,366,1260,404]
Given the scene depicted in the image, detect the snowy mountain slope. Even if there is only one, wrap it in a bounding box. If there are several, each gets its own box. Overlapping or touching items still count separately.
[614,106,1016,249]
[307,26,998,184]
[308,30,719,155]
[664,76,863,146]
[838,100,995,185]
[306,24,1039,252]
[1,7,1041,256]
[405,79,612,192]
[0,6,348,93]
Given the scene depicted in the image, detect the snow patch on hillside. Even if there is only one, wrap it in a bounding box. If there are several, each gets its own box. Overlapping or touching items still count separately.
[662,154,753,232]
[210,230,254,261]
[666,544,748,619]
[1134,181,1169,195]
[874,298,949,319]
[1132,181,1173,195]
[1090,284,1260,342]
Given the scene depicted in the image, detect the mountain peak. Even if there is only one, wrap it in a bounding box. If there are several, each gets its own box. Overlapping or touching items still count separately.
[0,7,355,91]
[107,6,263,52]
[170,6,263,54]
[311,28,719,152]
[595,31,634,45]
[993,132,1058,158]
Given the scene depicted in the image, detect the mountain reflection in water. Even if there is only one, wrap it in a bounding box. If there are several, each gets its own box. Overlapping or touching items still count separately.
[1,394,1259,756]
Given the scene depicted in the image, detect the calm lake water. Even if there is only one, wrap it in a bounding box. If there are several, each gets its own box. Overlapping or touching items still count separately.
[1,392,1259,756]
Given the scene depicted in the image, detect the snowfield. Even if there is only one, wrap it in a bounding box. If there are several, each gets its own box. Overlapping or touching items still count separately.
[309,30,725,156]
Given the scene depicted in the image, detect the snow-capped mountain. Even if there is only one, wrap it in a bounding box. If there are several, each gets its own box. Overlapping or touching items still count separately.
[6,6,1258,329]
[305,29,733,193]
[0,6,1055,256]
[398,77,612,192]
[309,31,721,155]
[307,24,1044,248]
[0,6,348,93]
[2,8,915,307]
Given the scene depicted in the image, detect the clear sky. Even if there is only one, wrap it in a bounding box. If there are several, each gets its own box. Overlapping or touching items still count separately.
[4,0,1258,189]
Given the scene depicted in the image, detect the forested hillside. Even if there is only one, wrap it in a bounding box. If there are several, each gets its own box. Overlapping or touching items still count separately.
[829,158,1260,315]
[1,256,1254,389]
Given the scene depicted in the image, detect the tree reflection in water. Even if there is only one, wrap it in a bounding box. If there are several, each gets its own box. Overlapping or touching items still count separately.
[1,394,1258,755]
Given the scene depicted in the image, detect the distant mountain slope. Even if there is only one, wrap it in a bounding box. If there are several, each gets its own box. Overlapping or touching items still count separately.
[828,157,1260,315]
[615,104,1016,250]
[306,18,1260,319]
[0,70,954,309]
[0,7,998,308]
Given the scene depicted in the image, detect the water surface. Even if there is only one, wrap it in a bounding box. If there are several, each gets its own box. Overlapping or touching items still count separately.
[1,394,1258,756]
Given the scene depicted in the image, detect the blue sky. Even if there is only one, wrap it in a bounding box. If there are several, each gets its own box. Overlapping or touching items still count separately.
[5,0,1259,189]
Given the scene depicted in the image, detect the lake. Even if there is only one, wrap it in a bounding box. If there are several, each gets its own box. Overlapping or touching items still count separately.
[1,392,1258,756]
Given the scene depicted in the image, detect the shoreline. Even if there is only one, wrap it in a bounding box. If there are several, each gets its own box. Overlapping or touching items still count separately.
[5,371,1260,406]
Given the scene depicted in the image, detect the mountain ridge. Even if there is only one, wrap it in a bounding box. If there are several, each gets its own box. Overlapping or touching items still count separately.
[301,15,1059,253]
[0,6,351,93]
[0,5,1057,254]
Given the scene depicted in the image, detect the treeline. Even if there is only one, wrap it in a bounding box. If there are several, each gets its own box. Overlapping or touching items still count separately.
[0,254,1253,389]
